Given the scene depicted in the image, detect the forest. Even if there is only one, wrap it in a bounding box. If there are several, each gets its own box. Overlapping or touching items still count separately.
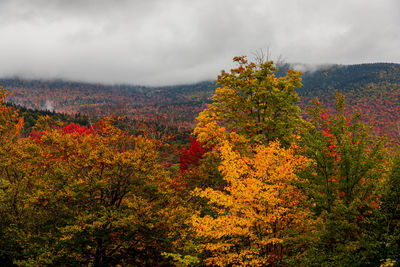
[2,61,399,144]
[1,56,400,266]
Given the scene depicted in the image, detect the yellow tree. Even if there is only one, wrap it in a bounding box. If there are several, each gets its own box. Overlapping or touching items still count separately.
[191,133,313,266]
[29,119,172,266]
[0,87,32,264]
[0,114,176,266]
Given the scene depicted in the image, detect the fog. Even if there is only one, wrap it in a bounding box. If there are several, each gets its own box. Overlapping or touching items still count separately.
[0,0,399,86]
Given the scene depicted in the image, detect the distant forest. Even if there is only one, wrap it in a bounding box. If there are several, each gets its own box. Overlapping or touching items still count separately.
[2,62,400,143]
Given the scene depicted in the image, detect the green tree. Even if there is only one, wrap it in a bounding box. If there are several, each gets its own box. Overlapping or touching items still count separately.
[299,94,386,265]
[377,154,400,265]
[196,56,302,145]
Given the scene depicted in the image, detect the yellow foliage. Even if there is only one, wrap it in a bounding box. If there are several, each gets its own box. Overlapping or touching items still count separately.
[192,139,312,266]
[0,87,23,140]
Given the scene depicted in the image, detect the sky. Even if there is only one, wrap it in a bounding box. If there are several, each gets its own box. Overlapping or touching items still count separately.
[0,0,399,86]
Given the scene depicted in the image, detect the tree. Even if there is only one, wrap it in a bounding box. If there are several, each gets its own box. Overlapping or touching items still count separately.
[1,116,175,266]
[0,87,29,265]
[196,56,303,145]
[0,87,23,140]
[298,94,386,265]
[191,131,313,266]
[377,154,400,265]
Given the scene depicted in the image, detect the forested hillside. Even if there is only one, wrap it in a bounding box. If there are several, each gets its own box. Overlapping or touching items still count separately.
[1,57,399,266]
[1,79,215,130]
[299,63,400,96]
[299,63,400,142]
[2,62,400,143]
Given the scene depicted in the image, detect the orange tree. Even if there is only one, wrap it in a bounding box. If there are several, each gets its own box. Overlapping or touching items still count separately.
[174,57,310,266]
[182,55,304,205]
[191,129,313,266]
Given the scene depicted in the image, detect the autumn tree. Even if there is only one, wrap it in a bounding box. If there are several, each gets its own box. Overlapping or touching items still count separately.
[176,57,308,266]
[0,88,23,140]
[191,130,313,266]
[0,115,177,266]
[182,56,305,230]
[196,56,303,145]
[0,87,29,265]
[298,94,387,265]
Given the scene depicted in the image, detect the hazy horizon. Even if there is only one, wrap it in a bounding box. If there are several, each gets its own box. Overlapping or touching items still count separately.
[3,61,400,87]
[1,0,399,86]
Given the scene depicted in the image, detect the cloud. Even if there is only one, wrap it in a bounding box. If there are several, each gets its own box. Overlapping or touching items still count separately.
[44,99,54,111]
[290,63,334,74]
[0,0,399,85]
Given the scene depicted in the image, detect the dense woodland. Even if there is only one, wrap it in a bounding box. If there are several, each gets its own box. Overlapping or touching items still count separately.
[2,61,399,144]
[1,57,400,266]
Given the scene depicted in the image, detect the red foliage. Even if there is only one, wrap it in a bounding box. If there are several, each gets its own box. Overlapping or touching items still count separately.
[179,137,204,173]
[321,113,340,161]
[29,131,45,143]
[29,121,105,143]
[89,120,105,134]
[62,122,93,135]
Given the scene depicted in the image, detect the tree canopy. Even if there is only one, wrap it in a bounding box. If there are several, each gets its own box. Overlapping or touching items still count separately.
[196,56,302,145]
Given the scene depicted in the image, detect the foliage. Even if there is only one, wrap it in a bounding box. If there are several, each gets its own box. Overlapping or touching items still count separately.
[1,59,400,266]
[0,87,26,265]
[196,56,302,145]
[180,137,205,173]
[2,78,216,131]
[0,106,175,265]
[377,154,400,264]
[298,94,387,265]
[0,88,23,140]
[3,62,400,143]
[191,133,312,266]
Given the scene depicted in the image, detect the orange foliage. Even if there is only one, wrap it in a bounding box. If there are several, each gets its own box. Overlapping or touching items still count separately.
[192,136,313,266]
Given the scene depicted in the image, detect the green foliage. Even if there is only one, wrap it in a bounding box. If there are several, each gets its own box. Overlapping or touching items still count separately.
[162,252,200,267]
[196,56,303,146]
[297,63,400,97]
[377,155,400,264]
[298,93,387,265]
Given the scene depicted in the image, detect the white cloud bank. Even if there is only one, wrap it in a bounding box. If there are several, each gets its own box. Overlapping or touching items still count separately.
[0,0,399,85]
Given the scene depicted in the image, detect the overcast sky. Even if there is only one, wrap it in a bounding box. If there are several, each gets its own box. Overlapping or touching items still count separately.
[0,0,399,86]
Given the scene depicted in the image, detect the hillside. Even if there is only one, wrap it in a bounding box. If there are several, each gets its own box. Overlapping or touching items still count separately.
[299,63,400,142]
[2,62,400,142]
[1,79,215,130]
